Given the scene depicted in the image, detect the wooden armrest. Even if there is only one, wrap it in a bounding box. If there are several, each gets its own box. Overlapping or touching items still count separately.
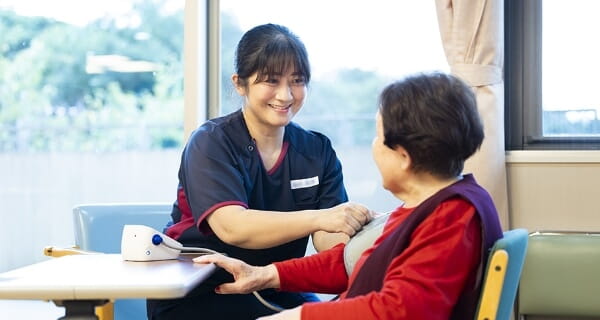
[477,249,509,320]
[43,246,100,257]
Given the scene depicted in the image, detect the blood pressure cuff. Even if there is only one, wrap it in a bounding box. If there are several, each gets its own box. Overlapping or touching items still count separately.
[343,213,391,276]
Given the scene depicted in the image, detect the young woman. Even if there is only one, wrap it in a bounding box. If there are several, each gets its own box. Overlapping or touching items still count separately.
[147,24,373,319]
[194,72,504,320]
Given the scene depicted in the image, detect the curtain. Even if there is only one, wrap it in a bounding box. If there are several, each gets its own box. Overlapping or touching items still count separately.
[435,0,509,228]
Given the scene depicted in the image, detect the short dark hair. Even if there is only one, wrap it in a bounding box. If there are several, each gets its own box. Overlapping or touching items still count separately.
[234,23,311,87]
[378,72,484,178]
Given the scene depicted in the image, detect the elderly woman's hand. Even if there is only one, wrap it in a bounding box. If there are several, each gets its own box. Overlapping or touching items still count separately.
[193,254,280,294]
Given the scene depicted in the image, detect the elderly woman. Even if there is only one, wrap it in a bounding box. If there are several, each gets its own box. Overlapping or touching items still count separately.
[195,72,503,320]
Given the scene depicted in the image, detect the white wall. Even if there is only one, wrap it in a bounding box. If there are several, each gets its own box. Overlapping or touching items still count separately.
[0,151,180,272]
[507,151,600,232]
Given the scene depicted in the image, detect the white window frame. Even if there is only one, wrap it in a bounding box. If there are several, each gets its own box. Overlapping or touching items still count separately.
[183,0,220,139]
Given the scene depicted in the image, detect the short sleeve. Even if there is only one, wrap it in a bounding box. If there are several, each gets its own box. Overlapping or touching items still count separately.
[180,127,248,228]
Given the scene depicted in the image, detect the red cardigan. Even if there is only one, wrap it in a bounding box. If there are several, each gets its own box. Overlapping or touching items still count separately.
[274,198,481,320]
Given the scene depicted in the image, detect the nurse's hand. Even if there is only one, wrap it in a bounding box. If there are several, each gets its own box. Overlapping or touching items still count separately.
[256,306,301,320]
[319,202,374,237]
[193,254,280,294]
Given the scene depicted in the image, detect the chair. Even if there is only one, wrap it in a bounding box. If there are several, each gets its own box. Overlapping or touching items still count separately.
[73,203,172,320]
[475,228,529,320]
[518,231,600,319]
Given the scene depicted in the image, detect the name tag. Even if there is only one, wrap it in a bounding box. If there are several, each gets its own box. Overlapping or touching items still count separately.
[290,176,319,190]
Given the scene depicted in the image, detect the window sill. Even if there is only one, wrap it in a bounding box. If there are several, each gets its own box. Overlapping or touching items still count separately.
[506,150,600,164]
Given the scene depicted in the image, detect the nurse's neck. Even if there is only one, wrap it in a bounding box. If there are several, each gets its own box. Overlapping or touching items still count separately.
[242,110,285,166]
[249,125,285,172]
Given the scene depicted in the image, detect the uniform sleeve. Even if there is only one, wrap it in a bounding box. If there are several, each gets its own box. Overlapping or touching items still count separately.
[181,127,248,230]
[315,135,348,209]
[275,243,349,294]
[300,200,482,320]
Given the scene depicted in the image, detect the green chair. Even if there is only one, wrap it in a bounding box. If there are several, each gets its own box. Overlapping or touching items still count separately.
[518,231,600,319]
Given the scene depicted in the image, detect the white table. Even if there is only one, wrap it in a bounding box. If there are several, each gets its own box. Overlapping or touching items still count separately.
[0,254,216,319]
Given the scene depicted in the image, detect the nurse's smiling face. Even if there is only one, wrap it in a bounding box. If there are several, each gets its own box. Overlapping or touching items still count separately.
[235,68,307,130]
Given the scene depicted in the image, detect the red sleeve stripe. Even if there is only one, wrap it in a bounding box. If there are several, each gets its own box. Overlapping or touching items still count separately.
[196,201,248,234]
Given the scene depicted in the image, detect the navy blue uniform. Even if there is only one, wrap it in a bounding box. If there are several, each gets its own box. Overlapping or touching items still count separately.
[148,110,348,319]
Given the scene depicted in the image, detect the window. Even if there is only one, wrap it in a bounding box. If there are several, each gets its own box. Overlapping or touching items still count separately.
[219,0,448,211]
[505,0,600,150]
[0,0,184,272]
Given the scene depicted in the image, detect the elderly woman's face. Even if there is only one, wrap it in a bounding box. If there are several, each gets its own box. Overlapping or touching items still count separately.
[372,111,411,194]
[372,112,394,191]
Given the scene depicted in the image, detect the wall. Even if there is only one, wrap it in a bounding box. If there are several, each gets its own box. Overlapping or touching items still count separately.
[507,151,600,320]
[0,151,181,272]
[507,151,600,231]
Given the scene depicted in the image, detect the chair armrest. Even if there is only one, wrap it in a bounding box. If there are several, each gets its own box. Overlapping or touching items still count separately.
[477,249,508,320]
[43,246,100,257]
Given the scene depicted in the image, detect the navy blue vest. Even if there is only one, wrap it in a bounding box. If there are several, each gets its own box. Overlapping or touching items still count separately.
[346,174,503,319]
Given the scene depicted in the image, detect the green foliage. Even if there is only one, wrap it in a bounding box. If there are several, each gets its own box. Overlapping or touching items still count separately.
[219,21,386,147]
[0,10,52,58]
[296,69,385,146]
[0,0,183,152]
[543,110,600,136]
[1,1,386,152]
[220,12,244,115]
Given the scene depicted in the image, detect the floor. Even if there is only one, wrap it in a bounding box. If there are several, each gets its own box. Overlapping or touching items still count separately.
[0,300,66,319]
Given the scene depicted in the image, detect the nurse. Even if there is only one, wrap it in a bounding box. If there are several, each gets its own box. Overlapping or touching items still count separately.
[147,23,373,320]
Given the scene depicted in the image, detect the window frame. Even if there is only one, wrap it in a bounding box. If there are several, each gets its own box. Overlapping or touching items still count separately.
[183,0,219,139]
[505,0,600,150]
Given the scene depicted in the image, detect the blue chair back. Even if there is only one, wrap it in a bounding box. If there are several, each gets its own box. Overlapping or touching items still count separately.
[476,228,529,320]
[73,203,172,320]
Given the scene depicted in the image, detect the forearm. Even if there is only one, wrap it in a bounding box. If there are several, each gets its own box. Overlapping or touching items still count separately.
[206,203,370,250]
[208,207,321,249]
[312,231,349,252]
[258,264,281,290]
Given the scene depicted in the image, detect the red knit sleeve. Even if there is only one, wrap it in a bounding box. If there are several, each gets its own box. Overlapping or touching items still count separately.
[300,199,482,320]
[274,243,348,294]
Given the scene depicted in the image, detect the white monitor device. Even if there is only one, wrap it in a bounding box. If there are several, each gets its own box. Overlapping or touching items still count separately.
[121,225,182,261]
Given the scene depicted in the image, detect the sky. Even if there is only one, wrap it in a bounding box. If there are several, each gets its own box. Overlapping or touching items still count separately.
[0,0,448,78]
[221,0,448,78]
[542,0,600,110]
[0,0,134,26]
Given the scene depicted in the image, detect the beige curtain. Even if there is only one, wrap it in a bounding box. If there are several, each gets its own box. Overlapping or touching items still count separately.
[435,0,509,229]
